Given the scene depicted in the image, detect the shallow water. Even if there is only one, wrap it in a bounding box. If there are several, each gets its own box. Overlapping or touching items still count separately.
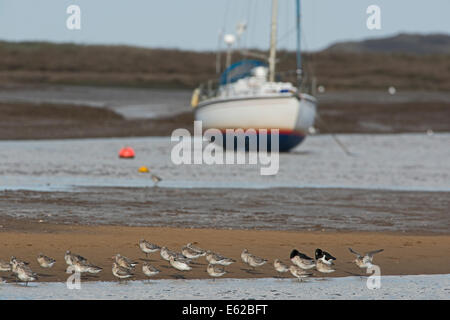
[0,133,448,192]
[0,85,191,119]
[1,275,448,300]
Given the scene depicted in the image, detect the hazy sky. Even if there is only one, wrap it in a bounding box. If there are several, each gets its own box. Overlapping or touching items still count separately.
[0,0,449,51]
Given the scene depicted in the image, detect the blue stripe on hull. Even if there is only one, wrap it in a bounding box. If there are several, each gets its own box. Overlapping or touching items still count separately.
[278,133,305,151]
[217,132,306,152]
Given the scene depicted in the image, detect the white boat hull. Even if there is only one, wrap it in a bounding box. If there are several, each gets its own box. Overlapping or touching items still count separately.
[194,94,316,151]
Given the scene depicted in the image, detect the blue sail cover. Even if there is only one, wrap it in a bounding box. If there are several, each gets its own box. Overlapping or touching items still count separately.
[220,60,268,85]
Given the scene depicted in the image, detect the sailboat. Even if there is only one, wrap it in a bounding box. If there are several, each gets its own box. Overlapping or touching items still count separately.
[191,0,316,152]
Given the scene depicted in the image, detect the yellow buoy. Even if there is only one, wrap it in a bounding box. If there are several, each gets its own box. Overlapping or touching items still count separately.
[138,166,150,173]
[191,88,200,108]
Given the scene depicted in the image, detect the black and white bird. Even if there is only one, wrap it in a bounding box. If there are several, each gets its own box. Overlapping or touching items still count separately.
[348,248,384,268]
[290,249,316,270]
[314,249,337,274]
[315,248,336,265]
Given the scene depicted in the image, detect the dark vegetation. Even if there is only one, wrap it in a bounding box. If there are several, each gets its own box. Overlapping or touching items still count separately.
[1,35,449,91]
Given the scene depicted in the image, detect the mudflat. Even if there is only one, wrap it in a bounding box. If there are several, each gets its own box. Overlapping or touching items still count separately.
[1,100,449,140]
[0,188,448,233]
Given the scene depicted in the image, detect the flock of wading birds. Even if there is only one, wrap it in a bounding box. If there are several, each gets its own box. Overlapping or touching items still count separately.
[0,240,384,286]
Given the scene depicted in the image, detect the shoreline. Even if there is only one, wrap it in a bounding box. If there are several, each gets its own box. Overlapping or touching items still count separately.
[2,275,449,299]
[1,221,449,283]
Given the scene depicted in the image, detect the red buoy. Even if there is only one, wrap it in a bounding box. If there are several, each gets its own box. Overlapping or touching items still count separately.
[119,147,135,159]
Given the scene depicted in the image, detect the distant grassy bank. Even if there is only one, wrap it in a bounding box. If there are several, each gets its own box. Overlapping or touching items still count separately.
[1,41,449,91]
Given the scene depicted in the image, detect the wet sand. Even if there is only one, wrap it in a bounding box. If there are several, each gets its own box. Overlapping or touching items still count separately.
[0,220,449,283]
[0,187,448,233]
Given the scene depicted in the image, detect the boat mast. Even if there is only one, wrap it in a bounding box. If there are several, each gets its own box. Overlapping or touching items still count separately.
[296,0,302,89]
[216,29,223,74]
[268,0,278,82]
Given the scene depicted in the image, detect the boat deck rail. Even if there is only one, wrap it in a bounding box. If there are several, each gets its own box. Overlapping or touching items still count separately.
[195,70,316,105]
